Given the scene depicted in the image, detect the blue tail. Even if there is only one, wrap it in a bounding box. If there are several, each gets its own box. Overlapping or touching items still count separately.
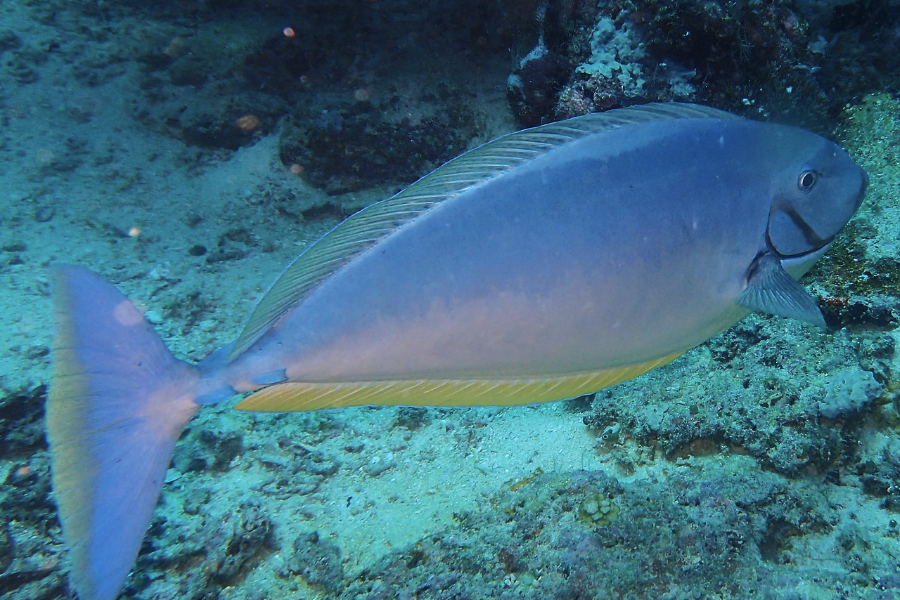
[47,266,201,600]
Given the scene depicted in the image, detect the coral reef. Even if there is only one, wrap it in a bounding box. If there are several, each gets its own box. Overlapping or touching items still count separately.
[507,0,900,128]
[128,0,502,193]
[583,315,893,475]
[278,96,480,194]
[286,530,344,592]
[129,498,275,600]
[331,459,899,599]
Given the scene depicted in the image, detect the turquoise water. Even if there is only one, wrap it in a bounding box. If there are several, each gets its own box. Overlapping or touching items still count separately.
[2,1,900,599]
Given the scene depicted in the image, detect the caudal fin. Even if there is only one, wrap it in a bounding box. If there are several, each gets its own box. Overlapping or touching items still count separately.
[47,266,200,600]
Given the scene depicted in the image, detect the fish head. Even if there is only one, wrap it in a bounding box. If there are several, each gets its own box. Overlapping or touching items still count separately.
[765,127,868,276]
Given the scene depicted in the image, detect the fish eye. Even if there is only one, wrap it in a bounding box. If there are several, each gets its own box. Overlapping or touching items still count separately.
[798,170,817,191]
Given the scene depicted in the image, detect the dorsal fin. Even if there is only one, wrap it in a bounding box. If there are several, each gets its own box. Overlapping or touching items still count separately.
[228,103,740,360]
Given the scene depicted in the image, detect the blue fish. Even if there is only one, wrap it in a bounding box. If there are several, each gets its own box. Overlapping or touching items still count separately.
[47,103,867,600]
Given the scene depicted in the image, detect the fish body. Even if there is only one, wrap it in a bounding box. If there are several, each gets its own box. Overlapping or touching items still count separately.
[225,118,809,385]
[46,104,867,600]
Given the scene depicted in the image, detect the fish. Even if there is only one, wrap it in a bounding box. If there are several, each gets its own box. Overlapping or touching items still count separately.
[46,103,867,600]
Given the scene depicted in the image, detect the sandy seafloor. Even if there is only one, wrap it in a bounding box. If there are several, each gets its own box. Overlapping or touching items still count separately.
[2,1,900,600]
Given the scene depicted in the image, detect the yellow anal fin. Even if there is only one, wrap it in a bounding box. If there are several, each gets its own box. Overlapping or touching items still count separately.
[234,352,683,412]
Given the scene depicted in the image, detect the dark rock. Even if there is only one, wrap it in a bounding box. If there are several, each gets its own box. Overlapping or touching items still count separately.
[287,531,344,591]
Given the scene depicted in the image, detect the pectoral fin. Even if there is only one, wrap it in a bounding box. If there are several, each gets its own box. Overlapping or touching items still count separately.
[736,253,826,328]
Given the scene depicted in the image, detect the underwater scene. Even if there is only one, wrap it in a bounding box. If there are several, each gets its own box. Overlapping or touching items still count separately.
[2,0,900,599]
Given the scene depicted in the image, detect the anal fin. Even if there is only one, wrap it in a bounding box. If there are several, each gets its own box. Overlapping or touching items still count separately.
[234,352,683,412]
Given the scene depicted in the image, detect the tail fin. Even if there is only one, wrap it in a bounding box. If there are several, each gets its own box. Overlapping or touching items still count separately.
[47,266,200,600]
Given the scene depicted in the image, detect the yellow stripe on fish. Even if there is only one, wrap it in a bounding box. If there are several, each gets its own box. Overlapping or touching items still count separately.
[234,352,682,411]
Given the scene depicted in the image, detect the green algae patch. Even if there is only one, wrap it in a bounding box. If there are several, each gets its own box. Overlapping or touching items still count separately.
[577,490,620,527]
[812,94,900,306]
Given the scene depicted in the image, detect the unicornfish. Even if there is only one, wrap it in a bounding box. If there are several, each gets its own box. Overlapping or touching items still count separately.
[47,103,867,600]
